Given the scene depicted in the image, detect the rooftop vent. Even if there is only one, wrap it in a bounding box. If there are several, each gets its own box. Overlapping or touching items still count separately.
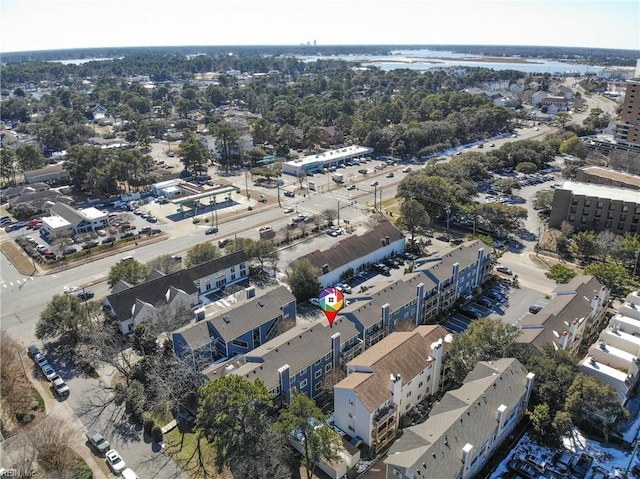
[223,315,230,323]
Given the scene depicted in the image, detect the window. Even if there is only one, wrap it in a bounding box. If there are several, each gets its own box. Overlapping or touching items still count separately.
[315,370,322,379]
[325,364,332,373]
[300,379,307,388]
[348,412,353,418]
[418,381,423,388]
[584,200,591,207]
[348,399,354,406]
[406,390,412,398]
[348,425,355,432]
[230,273,236,281]
[597,201,604,208]
[623,205,629,212]
[569,215,575,221]
[231,339,248,348]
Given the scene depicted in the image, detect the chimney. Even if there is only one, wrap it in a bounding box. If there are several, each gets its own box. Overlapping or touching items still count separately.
[278,364,291,405]
[496,404,508,433]
[245,286,256,299]
[416,282,425,326]
[194,307,205,322]
[385,235,390,246]
[525,372,535,404]
[381,303,390,332]
[452,262,460,285]
[391,373,402,405]
[476,247,486,285]
[331,332,341,369]
[431,340,444,393]
[322,263,329,274]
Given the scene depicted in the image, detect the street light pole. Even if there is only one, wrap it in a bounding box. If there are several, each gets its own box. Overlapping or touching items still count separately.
[445,204,451,230]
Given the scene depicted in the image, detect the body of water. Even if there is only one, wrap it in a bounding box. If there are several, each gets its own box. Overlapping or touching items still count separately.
[299,48,603,75]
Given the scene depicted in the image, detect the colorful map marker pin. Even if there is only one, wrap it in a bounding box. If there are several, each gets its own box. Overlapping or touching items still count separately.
[318,287,344,327]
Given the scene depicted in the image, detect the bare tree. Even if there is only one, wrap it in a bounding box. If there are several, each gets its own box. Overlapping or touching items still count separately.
[0,334,35,432]
[596,231,620,261]
[322,208,338,225]
[297,220,309,237]
[146,254,184,275]
[29,415,75,478]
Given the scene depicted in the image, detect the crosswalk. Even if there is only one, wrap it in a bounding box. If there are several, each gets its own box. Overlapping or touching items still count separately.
[1,276,34,288]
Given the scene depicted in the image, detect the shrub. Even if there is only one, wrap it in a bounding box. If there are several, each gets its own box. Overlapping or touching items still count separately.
[151,425,163,443]
[143,414,155,435]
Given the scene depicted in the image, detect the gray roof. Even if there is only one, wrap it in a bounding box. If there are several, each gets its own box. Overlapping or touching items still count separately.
[50,202,86,225]
[206,285,295,341]
[231,316,359,390]
[385,359,530,475]
[517,275,603,350]
[416,240,489,283]
[300,221,405,273]
[172,319,214,353]
[341,273,433,328]
[24,164,69,178]
[105,251,249,320]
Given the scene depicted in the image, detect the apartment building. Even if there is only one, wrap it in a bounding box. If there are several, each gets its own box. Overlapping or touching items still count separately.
[517,276,609,355]
[549,181,640,234]
[333,325,450,453]
[580,290,640,406]
[385,359,534,479]
[615,78,640,147]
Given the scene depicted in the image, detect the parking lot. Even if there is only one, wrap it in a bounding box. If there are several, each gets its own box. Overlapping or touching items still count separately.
[442,280,548,333]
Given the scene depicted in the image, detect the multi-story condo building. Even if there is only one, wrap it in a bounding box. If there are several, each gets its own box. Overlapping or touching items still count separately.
[333,325,450,453]
[615,78,640,147]
[549,181,640,234]
[384,359,534,479]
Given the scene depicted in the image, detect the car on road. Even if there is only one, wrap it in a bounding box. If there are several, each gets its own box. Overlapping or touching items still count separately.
[370,181,379,187]
[86,431,110,455]
[496,265,513,275]
[41,363,58,381]
[77,290,95,301]
[283,207,294,214]
[51,376,70,398]
[27,344,40,358]
[386,172,394,178]
[205,227,218,235]
[402,167,412,173]
[436,235,451,242]
[283,190,295,198]
[529,305,543,314]
[63,285,80,294]
[106,449,126,474]
[346,184,356,190]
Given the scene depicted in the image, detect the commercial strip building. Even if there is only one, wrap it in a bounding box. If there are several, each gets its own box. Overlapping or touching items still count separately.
[384,359,534,479]
[580,290,640,406]
[282,145,374,176]
[549,181,640,234]
[333,325,451,453]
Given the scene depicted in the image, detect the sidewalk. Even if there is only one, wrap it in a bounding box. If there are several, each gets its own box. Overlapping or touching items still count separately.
[1,363,109,479]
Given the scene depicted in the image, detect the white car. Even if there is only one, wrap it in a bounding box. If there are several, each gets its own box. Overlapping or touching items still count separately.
[402,167,412,173]
[309,297,321,308]
[51,376,70,398]
[106,449,126,474]
[496,265,513,275]
[41,363,58,381]
[346,184,356,190]
[63,285,80,294]
[283,207,294,214]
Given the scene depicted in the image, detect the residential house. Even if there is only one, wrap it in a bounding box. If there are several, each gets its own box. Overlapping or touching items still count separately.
[104,251,250,334]
[0,183,51,203]
[415,240,492,315]
[333,325,451,452]
[384,359,534,479]
[23,164,70,186]
[320,126,344,147]
[172,285,296,368]
[41,203,108,237]
[531,91,548,105]
[516,276,609,355]
[226,317,362,408]
[299,220,405,288]
[580,290,640,405]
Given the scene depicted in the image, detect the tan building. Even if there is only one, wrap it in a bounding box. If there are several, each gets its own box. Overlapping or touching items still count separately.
[549,181,640,234]
[574,166,640,191]
[615,78,640,147]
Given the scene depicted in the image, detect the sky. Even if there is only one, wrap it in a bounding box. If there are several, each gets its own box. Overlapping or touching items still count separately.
[0,0,639,54]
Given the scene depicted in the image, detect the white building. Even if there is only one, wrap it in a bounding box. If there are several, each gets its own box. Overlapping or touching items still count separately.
[282,145,374,176]
[41,203,108,237]
[333,325,451,452]
[580,290,640,405]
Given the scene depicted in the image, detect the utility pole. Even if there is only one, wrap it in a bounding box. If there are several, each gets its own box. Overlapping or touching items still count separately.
[445,204,451,230]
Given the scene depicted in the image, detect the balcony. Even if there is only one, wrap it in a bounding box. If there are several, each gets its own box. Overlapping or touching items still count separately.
[373,404,398,425]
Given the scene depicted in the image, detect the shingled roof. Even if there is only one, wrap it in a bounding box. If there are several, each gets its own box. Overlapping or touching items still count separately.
[416,240,489,283]
[230,317,359,390]
[385,359,530,476]
[335,325,451,412]
[301,221,404,272]
[105,250,249,320]
[517,275,603,350]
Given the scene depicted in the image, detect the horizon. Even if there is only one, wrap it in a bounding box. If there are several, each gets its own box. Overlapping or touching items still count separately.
[1,0,638,55]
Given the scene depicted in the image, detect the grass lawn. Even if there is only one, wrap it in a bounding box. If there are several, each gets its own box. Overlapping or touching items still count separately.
[0,241,36,275]
[164,426,232,479]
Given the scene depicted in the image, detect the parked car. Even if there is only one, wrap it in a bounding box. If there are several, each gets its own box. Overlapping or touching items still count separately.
[86,431,110,455]
[339,284,352,294]
[77,290,95,301]
[51,376,70,398]
[450,238,464,245]
[529,305,543,314]
[436,235,451,242]
[27,344,40,358]
[34,353,48,368]
[170,255,182,261]
[41,363,58,381]
[507,459,541,479]
[120,232,135,239]
[106,449,126,474]
[218,239,231,248]
[496,265,513,275]
[102,237,115,244]
[121,469,140,479]
[309,297,321,308]
[139,226,152,234]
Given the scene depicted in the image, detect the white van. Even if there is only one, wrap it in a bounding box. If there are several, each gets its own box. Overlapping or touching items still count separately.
[121,469,139,479]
